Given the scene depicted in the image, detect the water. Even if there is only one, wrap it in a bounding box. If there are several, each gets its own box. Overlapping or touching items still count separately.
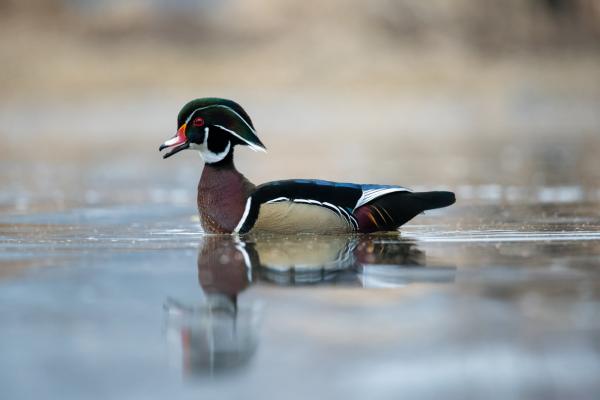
[1,199,599,400]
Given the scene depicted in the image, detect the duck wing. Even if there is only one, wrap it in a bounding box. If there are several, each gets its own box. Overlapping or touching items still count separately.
[234,179,411,234]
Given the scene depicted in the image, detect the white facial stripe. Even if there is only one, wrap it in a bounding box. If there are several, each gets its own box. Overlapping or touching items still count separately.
[191,127,231,164]
[183,104,265,151]
[214,124,266,152]
[185,104,257,135]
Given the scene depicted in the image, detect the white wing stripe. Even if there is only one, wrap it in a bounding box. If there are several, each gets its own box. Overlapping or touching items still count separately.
[354,188,411,210]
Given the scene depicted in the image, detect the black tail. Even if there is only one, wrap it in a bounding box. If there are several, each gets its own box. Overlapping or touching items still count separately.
[363,191,455,230]
[407,191,456,211]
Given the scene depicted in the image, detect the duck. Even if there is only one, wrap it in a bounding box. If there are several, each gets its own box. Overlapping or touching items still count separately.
[159,98,455,234]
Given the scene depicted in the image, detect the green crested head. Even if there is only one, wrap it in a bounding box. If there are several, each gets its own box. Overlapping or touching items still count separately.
[176,98,255,129]
[159,98,266,163]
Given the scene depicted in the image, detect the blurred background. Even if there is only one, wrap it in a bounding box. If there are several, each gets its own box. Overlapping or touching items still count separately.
[1,0,599,213]
[2,3,600,398]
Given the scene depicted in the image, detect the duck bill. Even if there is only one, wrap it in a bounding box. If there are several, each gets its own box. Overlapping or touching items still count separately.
[159,123,189,159]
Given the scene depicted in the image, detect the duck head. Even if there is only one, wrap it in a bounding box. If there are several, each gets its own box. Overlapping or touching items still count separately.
[159,98,266,164]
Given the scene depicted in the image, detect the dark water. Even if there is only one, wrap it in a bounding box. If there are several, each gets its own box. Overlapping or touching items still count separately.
[1,200,599,400]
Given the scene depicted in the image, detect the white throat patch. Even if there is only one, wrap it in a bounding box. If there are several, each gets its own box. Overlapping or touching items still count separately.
[190,127,231,164]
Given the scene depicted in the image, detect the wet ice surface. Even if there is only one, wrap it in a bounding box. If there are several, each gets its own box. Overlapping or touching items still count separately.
[1,201,600,400]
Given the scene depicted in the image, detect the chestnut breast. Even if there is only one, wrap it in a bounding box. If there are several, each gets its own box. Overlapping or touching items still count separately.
[197,164,255,233]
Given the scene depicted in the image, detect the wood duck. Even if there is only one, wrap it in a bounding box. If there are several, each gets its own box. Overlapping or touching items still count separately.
[159,98,456,234]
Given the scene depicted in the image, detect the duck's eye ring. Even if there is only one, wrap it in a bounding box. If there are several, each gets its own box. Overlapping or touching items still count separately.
[193,117,204,127]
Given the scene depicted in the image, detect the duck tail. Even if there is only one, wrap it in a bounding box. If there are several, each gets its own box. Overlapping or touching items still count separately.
[354,190,455,232]
[408,190,456,211]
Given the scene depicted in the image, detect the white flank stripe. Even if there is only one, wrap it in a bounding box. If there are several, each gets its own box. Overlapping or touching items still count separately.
[294,199,322,205]
[292,198,357,229]
[340,207,358,229]
[266,197,289,204]
[234,197,252,233]
[323,201,353,228]
[322,201,344,218]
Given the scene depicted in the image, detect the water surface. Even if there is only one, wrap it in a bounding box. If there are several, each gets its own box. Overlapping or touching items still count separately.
[1,199,599,399]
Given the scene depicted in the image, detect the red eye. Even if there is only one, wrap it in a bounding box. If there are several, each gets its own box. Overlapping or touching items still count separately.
[193,117,204,127]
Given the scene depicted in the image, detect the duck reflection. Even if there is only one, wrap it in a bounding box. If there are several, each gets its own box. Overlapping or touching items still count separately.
[165,234,455,376]
[353,237,456,287]
[164,237,260,376]
[253,234,436,285]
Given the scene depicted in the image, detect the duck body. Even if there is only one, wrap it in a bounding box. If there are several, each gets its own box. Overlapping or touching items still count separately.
[160,98,455,234]
[196,156,454,235]
[237,178,453,234]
